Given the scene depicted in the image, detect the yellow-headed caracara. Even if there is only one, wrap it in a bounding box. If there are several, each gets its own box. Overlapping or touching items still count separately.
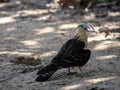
[35,24,95,82]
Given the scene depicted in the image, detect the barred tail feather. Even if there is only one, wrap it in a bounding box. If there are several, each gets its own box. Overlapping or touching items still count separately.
[35,63,58,82]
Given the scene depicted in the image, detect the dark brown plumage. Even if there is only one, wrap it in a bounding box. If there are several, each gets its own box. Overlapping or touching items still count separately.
[35,24,93,82]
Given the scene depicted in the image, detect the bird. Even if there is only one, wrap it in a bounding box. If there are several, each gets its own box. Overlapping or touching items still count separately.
[35,23,95,82]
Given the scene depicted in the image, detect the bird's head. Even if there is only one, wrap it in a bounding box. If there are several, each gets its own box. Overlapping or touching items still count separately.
[74,24,93,47]
[75,23,97,36]
[75,23,97,47]
[75,24,92,37]
[77,24,93,32]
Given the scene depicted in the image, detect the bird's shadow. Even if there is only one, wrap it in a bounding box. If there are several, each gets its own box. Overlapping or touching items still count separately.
[49,69,88,81]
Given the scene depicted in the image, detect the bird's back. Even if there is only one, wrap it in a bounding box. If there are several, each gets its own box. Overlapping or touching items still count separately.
[51,38,91,68]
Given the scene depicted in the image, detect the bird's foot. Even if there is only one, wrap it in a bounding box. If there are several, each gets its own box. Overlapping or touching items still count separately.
[67,67,77,75]
[67,72,78,75]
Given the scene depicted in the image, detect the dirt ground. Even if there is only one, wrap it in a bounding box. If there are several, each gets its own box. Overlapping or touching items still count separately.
[0,1,120,90]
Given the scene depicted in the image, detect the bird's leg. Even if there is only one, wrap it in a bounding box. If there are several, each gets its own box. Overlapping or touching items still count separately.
[78,67,82,73]
[68,67,71,73]
[67,67,77,75]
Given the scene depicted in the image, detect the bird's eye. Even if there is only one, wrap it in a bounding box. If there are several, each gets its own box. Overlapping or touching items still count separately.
[78,25,84,28]
[80,25,83,27]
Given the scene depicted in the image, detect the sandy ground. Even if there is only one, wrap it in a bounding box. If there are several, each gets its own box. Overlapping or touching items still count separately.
[0,1,120,90]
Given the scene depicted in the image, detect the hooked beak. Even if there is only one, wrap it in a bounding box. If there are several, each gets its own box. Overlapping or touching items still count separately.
[83,24,91,32]
[78,23,100,32]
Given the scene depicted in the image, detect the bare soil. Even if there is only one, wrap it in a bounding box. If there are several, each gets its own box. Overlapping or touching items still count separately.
[0,1,120,90]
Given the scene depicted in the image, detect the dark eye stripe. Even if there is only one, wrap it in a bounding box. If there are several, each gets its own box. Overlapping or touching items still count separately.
[78,25,83,28]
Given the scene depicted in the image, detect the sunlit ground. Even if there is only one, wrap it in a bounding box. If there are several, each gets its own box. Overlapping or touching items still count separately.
[0,1,120,90]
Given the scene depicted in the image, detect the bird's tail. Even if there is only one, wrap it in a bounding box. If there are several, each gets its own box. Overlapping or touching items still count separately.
[35,63,58,82]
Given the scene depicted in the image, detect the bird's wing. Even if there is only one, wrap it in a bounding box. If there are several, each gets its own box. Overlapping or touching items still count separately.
[52,39,85,62]
[35,39,89,81]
